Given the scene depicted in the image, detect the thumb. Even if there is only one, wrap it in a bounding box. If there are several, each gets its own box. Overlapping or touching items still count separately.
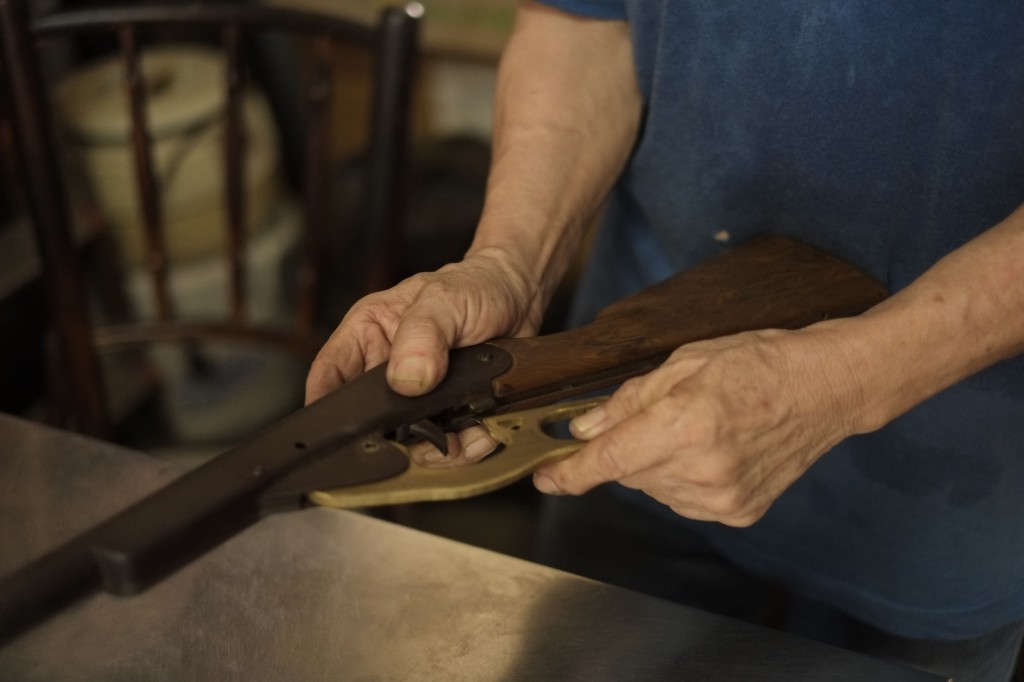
[534,376,669,494]
[387,309,459,396]
[533,422,636,495]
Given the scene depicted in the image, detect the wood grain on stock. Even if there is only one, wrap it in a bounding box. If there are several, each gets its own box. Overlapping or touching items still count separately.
[488,235,888,400]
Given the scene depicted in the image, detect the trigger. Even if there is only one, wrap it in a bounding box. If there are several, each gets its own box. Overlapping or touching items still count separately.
[407,419,449,456]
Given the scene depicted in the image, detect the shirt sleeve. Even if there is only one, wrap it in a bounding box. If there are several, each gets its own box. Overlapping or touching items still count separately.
[535,0,627,20]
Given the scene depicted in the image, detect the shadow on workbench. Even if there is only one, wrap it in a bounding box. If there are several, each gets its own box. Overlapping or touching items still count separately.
[382,479,543,561]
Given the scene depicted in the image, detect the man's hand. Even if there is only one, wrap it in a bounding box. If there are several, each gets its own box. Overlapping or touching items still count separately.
[533,324,865,526]
[305,251,541,461]
[531,204,1024,526]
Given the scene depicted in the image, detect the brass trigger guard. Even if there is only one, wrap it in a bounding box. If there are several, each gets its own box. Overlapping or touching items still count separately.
[307,398,606,509]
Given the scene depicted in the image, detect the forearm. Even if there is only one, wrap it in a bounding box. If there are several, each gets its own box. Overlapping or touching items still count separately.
[827,204,1024,433]
[466,1,642,314]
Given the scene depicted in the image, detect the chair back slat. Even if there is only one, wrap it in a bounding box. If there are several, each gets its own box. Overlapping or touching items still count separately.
[34,4,377,43]
[0,0,419,440]
[362,8,417,293]
[223,22,247,325]
[119,24,173,321]
[296,35,333,334]
[0,0,110,435]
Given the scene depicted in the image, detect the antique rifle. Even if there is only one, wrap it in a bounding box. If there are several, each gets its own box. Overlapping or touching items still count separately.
[0,235,887,643]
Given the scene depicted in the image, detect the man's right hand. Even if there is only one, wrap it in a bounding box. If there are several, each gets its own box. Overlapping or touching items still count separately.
[305,249,542,402]
[303,250,542,461]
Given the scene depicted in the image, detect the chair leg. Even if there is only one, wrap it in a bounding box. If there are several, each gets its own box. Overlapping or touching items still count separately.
[41,329,72,429]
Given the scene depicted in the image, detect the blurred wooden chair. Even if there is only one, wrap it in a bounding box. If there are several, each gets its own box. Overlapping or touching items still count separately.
[0,0,420,441]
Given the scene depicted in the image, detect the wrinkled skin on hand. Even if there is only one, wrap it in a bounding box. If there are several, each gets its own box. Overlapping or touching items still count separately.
[305,252,541,462]
[534,325,864,526]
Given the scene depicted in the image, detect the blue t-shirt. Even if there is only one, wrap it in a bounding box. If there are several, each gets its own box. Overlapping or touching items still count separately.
[540,0,1024,639]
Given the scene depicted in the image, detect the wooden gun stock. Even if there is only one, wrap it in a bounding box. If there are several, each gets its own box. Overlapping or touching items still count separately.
[487,235,888,409]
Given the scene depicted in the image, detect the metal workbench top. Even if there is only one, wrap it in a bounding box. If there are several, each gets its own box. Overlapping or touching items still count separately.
[0,412,944,681]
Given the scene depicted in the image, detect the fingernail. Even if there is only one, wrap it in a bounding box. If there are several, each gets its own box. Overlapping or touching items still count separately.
[390,358,428,392]
[422,447,447,463]
[533,473,564,495]
[462,435,495,462]
[571,406,607,438]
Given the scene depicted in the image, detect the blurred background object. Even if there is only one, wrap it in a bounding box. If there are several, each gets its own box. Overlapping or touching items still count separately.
[275,0,516,60]
[0,0,420,447]
[52,43,299,443]
[54,45,285,265]
[0,0,569,561]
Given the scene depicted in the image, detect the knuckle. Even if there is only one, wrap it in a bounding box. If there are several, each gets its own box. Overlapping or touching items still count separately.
[688,454,741,488]
[396,317,440,344]
[667,502,693,518]
[653,392,721,449]
[722,506,768,528]
[710,486,751,516]
[419,277,454,301]
[663,391,720,432]
[307,355,341,385]
[720,483,753,516]
[308,353,330,373]
[611,376,648,415]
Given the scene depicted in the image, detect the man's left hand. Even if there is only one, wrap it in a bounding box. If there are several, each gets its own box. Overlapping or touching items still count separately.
[532,325,864,526]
